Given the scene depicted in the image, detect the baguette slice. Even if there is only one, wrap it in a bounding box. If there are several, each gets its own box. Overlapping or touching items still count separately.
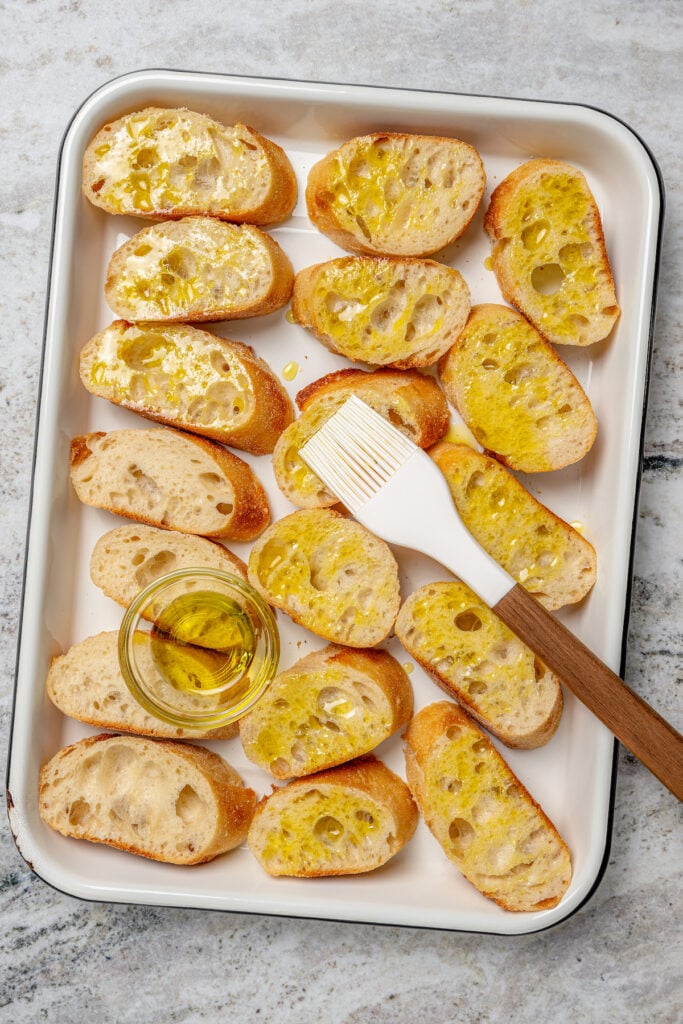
[105,217,293,323]
[46,631,238,740]
[239,644,413,778]
[395,582,561,748]
[39,734,256,864]
[90,524,247,609]
[431,442,597,609]
[83,107,297,224]
[484,159,619,346]
[247,508,400,647]
[80,321,293,454]
[291,257,470,368]
[70,427,270,541]
[404,703,572,911]
[306,133,485,257]
[438,304,597,472]
[247,756,418,876]
[273,368,449,508]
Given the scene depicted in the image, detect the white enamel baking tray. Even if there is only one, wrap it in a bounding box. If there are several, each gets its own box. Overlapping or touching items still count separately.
[7,70,662,934]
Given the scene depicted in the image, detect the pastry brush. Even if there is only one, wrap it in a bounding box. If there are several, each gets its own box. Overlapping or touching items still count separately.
[299,395,683,800]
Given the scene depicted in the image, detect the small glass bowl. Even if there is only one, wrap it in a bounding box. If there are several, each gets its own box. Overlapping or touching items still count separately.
[118,568,279,731]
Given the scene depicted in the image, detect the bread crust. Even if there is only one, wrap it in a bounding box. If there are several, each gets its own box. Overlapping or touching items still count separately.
[39,733,256,864]
[82,107,297,224]
[404,703,572,911]
[69,427,270,541]
[79,321,293,454]
[484,159,619,347]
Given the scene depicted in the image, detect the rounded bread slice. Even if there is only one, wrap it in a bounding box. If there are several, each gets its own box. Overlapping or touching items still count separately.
[80,321,293,454]
[484,158,619,346]
[247,755,418,876]
[46,631,238,740]
[82,107,297,224]
[105,216,293,323]
[404,702,572,911]
[69,427,270,541]
[306,132,485,257]
[437,304,597,472]
[247,508,401,647]
[430,442,597,609]
[395,582,562,748]
[39,733,256,864]
[239,644,414,778]
[291,256,471,368]
[272,367,449,508]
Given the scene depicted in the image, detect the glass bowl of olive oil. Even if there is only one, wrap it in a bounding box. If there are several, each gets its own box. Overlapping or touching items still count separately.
[118,568,279,730]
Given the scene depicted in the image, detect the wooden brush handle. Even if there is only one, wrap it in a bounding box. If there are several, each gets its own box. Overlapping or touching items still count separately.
[494,584,683,801]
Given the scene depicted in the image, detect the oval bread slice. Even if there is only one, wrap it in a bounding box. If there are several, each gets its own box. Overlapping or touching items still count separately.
[431,442,596,609]
[80,321,293,454]
[239,644,413,778]
[273,368,449,508]
[46,631,238,740]
[90,524,247,609]
[291,257,471,368]
[395,582,562,748]
[404,703,572,911]
[306,132,485,257]
[438,304,597,472]
[247,756,418,876]
[39,733,256,864]
[70,427,270,541]
[247,508,401,647]
[484,159,619,346]
[105,216,293,323]
[82,107,297,224]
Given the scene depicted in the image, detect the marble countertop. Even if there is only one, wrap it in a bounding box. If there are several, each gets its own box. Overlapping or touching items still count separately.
[1,2,681,1021]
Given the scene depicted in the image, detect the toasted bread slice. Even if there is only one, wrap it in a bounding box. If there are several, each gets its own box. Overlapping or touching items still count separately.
[240,645,413,778]
[306,133,485,256]
[247,508,400,647]
[105,217,293,323]
[431,442,597,609]
[404,703,572,911]
[39,734,256,864]
[70,427,270,541]
[484,159,619,346]
[291,256,471,368]
[247,756,418,876]
[90,524,247,610]
[272,368,449,508]
[46,631,238,740]
[438,304,597,472]
[82,107,297,224]
[80,321,293,454]
[395,582,561,748]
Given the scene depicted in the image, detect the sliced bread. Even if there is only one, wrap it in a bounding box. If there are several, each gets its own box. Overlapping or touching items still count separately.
[395,582,562,748]
[70,427,270,541]
[437,304,597,472]
[105,216,293,323]
[82,107,297,224]
[431,441,597,609]
[247,755,418,876]
[39,733,256,864]
[272,367,449,508]
[247,508,401,647]
[291,256,471,368]
[80,321,293,454]
[404,702,572,911]
[306,132,485,256]
[484,158,619,346]
[239,644,413,778]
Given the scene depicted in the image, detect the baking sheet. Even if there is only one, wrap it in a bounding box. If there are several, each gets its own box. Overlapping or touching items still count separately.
[7,71,661,934]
